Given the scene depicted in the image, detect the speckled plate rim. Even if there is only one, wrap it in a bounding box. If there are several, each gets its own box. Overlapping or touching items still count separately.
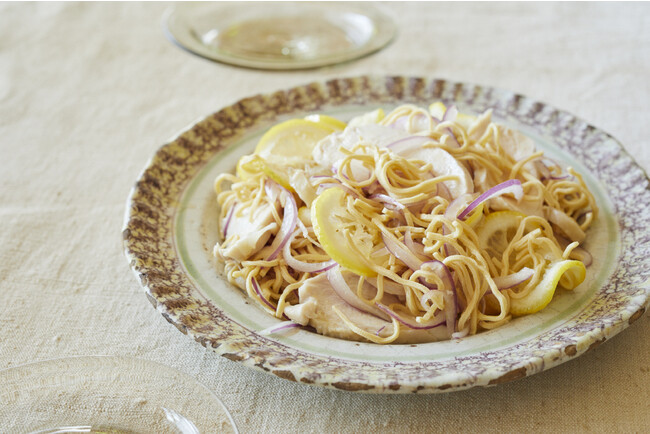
[123,76,650,393]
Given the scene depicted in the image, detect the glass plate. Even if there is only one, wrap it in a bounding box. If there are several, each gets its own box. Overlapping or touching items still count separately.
[162,2,396,70]
[0,356,238,433]
[123,76,650,393]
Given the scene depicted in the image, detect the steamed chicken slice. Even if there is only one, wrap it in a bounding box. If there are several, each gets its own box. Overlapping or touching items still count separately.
[284,272,448,344]
[216,201,278,262]
[287,167,318,206]
[312,124,409,169]
[403,147,474,198]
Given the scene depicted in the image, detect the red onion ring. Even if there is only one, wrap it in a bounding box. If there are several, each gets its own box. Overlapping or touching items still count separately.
[266,185,298,261]
[365,276,406,297]
[387,135,432,154]
[440,105,461,148]
[388,116,408,130]
[421,260,458,335]
[282,230,336,273]
[442,194,472,256]
[381,232,423,271]
[259,321,302,336]
[310,175,337,181]
[569,245,593,267]
[442,105,458,122]
[362,180,384,196]
[316,182,361,199]
[457,179,523,220]
[545,207,585,242]
[252,277,277,311]
[556,235,593,267]
[493,267,534,290]
[264,181,282,202]
[327,267,389,320]
[436,182,452,201]
[404,228,428,261]
[420,289,442,308]
[369,194,406,210]
[534,160,552,181]
[222,201,236,238]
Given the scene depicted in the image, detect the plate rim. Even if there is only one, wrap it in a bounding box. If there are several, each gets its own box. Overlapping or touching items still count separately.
[123,75,650,393]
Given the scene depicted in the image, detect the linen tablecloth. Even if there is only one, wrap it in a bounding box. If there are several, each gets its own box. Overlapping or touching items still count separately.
[1,2,648,432]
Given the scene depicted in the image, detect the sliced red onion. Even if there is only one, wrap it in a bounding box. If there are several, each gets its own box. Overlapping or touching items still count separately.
[316,182,360,198]
[446,129,461,148]
[266,185,298,261]
[442,194,472,256]
[327,266,389,320]
[375,302,445,330]
[296,218,309,238]
[493,267,534,290]
[451,328,469,339]
[348,161,372,183]
[264,181,282,202]
[222,202,236,238]
[445,194,472,220]
[365,275,406,297]
[388,116,408,130]
[457,179,523,220]
[421,260,458,335]
[381,232,423,271]
[259,321,302,336]
[436,182,452,201]
[387,135,432,154]
[251,277,277,311]
[375,325,386,336]
[421,261,456,301]
[310,175,337,181]
[404,228,428,261]
[557,235,593,267]
[569,245,593,267]
[441,105,461,148]
[282,230,336,273]
[370,246,389,258]
[442,105,458,122]
[533,160,552,181]
[420,289,442,308]
[362,180,384,196]
[370,194,406,210]
[545,207,585,242]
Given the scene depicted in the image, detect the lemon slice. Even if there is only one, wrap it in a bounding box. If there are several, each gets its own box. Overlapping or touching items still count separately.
[255,118,341,166]
[476,210,528,258]
[348,108,385,127]
[510,260,586,316]
[303,114,347,131]
[463,202,484,228]
[311,187,377,277]
[429,102,447,119]
[235,154,260,179]
[237,154,293,191]
[429,101,475,129]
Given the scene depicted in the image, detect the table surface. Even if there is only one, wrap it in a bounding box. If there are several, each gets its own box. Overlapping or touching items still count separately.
[1,2,649,432]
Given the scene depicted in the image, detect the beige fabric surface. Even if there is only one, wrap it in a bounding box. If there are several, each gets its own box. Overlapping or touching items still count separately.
[1,2,649,432]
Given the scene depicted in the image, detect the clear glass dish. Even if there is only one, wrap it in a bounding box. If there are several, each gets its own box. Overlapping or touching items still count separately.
[162,2,396,70]
[0,356,237,433]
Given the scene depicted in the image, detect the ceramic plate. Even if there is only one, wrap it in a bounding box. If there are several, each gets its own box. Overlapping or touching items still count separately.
[123,76,649,393]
